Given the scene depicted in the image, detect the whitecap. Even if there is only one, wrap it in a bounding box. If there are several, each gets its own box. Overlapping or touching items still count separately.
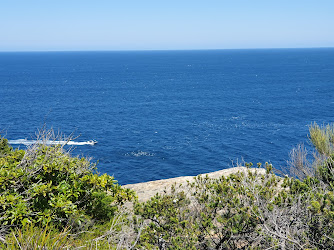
[125,150,155,157]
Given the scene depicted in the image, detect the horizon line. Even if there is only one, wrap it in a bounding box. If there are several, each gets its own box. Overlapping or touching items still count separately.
[1,46,334,53]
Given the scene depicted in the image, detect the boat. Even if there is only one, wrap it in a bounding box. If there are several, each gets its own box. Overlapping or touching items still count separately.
[87,140,98,145]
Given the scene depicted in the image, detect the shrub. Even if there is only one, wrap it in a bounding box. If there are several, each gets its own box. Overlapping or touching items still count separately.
[0,136,12,157]
[0,134,135,230]
[309,122,334,156]
[135,164,334,249]
[134,186,199,249]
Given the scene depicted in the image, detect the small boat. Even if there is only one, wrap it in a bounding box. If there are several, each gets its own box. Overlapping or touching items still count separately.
[87,140,98,145]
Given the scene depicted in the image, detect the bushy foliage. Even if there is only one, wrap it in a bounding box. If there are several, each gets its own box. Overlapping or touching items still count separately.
[0,136,12,157]
[309,122,334,156]
[135,165,334,249]
[134,187,199,249]
[0,135,135,230]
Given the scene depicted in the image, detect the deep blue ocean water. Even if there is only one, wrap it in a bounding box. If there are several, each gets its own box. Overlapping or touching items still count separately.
[1,49,333,184]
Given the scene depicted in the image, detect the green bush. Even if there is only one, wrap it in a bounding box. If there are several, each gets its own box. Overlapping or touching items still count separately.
[135,164,334,249]
[0,137,135,230]
[134,186,199,249]
[309,122,334,156]
[0,136,13,157]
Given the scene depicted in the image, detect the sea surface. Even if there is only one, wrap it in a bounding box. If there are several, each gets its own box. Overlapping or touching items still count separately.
[1,49,334,184]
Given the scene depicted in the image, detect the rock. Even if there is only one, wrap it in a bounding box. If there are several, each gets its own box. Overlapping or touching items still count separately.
[123,167,266,202]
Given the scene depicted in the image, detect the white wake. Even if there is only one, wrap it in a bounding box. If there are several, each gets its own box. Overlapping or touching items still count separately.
[8,139,97,146]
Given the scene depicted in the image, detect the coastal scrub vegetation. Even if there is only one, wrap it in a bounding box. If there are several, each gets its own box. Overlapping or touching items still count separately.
[0,123,333,249]
[0,130,137,248]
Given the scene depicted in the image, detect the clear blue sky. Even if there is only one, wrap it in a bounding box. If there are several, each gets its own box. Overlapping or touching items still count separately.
[1,0,333,51]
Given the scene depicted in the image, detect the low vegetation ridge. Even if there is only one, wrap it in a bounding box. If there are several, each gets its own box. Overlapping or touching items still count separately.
[0,123,333,249]
[124,167,267,202]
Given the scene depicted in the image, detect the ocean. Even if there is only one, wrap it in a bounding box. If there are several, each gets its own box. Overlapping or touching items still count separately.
[1,49,333,184]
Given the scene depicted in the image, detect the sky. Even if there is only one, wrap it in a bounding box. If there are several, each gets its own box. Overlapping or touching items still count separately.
[0,0,333,51]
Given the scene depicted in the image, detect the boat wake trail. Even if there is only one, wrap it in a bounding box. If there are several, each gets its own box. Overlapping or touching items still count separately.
[8,139,98,146]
